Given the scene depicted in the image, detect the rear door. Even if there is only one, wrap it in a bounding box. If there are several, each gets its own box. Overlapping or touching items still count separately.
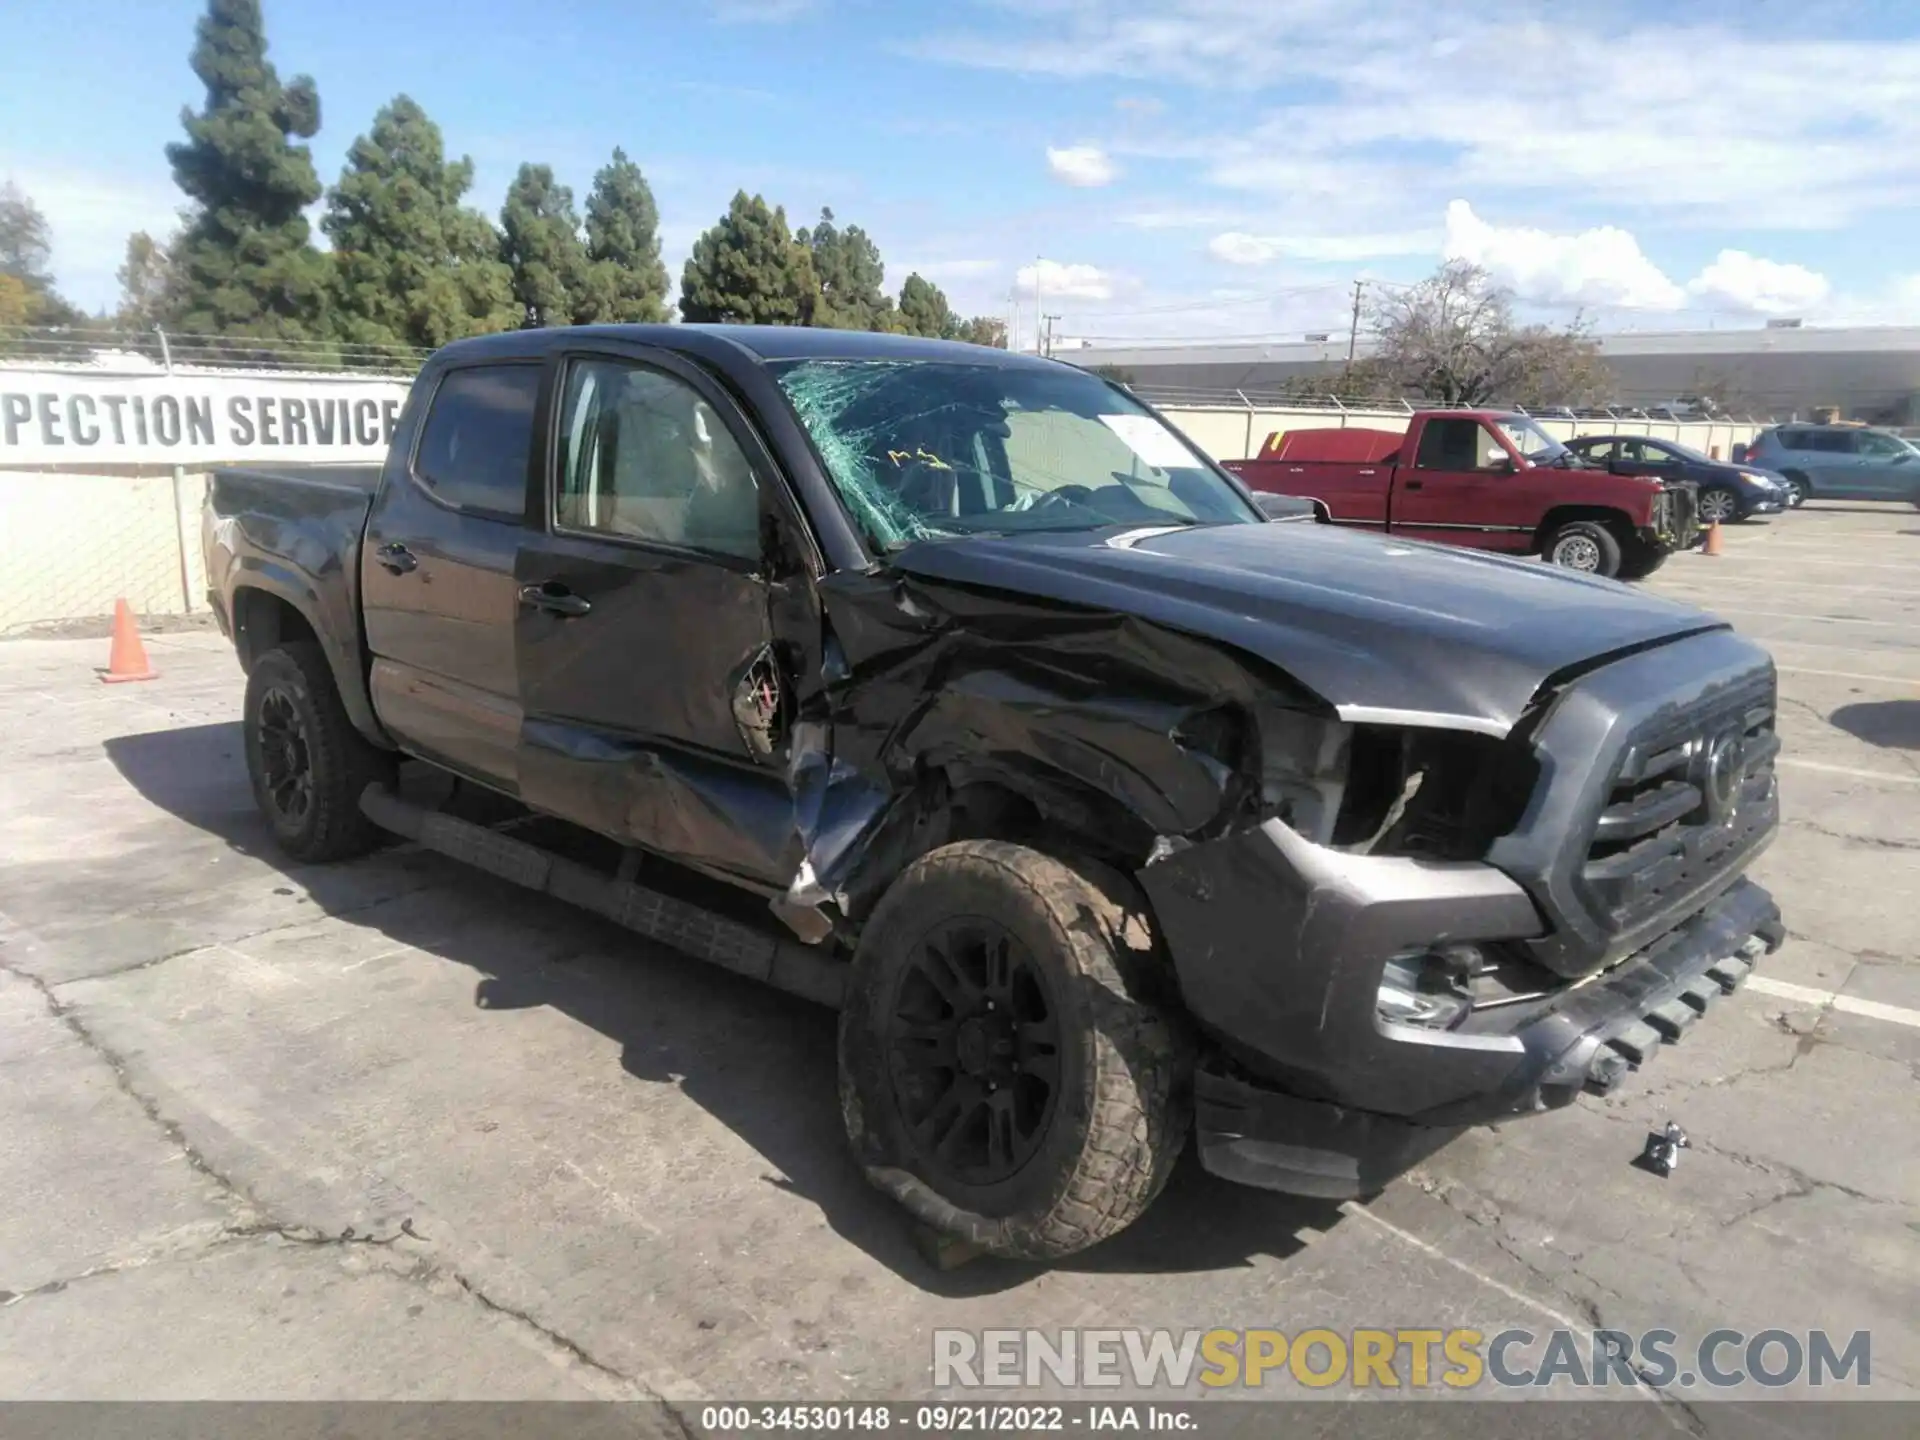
[1802,430,1859,494]
[512,343,800,888]
[362,361,542,790]
[1387,417,1541,553]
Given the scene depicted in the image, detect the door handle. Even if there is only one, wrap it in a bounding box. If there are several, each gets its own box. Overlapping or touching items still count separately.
[519,583,592,617]
[1403,480,1424,491]
[375,542,417,575]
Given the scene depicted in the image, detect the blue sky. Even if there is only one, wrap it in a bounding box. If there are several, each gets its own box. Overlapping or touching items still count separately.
[5,0,1919,345]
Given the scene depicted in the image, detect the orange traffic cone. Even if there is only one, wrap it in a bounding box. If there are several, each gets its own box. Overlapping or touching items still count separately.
[101,598,157,683]
[1701,520,1723,557]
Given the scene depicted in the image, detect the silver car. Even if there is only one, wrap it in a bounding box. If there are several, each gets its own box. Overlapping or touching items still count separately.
[1741,424,1920,505]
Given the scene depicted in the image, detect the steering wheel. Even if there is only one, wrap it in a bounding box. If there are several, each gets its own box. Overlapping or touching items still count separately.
[1032,484,1095,510]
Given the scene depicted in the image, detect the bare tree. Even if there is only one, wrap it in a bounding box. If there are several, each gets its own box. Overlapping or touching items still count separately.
[1370,261,1610,408]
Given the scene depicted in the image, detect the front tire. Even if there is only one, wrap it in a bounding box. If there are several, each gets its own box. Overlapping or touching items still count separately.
[244,643,394,863]
[1698,486,1741,525]
[1615,541,1670,581]
[1544,520,1623,577]
[838,841,1190,1260]
[1780,472,1810,507]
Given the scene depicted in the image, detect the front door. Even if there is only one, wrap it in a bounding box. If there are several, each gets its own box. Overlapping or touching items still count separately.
[513,345,800,890]
[1845,430,1917,498]
[1389,417,1542,553]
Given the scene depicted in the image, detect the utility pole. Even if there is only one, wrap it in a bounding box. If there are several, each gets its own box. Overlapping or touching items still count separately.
[1043,313,1061,359]
[1344,279,1365,380]
[1033,256,1044,355]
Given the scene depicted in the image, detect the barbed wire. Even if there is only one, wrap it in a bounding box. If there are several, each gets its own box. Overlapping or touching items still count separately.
[0,325,429,376]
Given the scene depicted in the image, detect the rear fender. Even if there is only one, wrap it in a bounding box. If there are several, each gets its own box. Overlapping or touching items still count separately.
[230,566,388,746]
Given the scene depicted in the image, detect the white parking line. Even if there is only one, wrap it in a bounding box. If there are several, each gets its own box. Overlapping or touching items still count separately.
[1780,757,1920,785]
[1776,666,1920,686]
[1747,976,1920,1032]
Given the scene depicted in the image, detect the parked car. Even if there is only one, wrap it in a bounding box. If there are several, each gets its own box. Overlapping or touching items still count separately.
[1739,424,1920,505]
[1563,435,1789,524]
[1224,411,1699,579]
[203,326,1783,1260]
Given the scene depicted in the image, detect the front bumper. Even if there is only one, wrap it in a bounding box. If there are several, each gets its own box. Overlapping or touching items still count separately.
[1140,813,1783,1200]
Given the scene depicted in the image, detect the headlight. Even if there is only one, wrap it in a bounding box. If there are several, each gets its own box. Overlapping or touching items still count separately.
[1741,471,1777,488]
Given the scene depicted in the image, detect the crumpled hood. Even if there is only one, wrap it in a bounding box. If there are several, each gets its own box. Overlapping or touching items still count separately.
[892,521,1725,735]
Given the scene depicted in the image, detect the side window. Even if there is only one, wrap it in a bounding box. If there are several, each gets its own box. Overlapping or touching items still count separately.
[412,365,541,517]
[1581,439,1617,461]
[1855,431,1904,457]
[554,358,761,561]
[1776,429,1809,451]
[1414,418,1506,471]
[1807,431,1853,453]
[1625,440,1669,463]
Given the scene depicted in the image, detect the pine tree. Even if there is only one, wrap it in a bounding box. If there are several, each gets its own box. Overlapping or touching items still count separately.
[500,164,588,328]
[323,95,517,355]
[575,147,669,324]
[679,192,819,326]
[163,0,329,339]
[896,273,960,340]
[797,207,889,330]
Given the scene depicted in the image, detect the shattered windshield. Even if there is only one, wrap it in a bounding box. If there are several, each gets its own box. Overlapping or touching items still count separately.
[772,359,1262,550]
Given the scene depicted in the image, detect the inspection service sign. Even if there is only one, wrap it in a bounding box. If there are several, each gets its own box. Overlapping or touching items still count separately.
[0,368,413,466]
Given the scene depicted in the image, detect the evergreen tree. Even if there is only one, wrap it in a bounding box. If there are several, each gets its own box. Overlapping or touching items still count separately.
[575,147,669,324]
[796,207,888,330]
[0,181,80,324]
[895,272,960,340]
[163,0,329,339]
[679,192,819,326]
[115,232,177,330]
[500,164,588,328]
[323,95,517,354]
[957,315,1007,349]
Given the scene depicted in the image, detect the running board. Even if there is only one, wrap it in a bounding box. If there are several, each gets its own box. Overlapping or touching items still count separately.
[359,786,845,1009]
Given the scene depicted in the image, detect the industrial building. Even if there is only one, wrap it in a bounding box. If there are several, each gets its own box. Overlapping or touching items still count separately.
[1068,324,1920,422]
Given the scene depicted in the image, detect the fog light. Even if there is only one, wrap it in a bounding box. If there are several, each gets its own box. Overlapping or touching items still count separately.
[1376,945,1477,1030]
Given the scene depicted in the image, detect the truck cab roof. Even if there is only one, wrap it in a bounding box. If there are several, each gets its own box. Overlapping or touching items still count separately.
[432,323,1061,373]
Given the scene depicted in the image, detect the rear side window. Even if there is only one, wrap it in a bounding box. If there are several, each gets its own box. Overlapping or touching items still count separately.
[1775,429,1810,451]
[1806,431,1853,453]
[413,364,541,517]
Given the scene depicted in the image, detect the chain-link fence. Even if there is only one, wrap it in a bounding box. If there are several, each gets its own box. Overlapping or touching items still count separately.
[0,324,426,377]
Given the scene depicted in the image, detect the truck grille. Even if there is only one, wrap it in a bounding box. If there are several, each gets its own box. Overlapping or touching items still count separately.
[1655,482,1699,547]
[1579,670,1778,936]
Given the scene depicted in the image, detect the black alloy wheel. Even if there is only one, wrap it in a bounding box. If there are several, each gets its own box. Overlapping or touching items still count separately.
[884,918,1063,1189]
[256,685,315,829]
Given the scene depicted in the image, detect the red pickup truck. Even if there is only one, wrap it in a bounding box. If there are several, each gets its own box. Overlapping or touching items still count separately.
[1223,410,1700,579]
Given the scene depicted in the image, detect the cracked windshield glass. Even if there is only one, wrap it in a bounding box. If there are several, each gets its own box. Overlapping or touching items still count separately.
[774,359,1261,549]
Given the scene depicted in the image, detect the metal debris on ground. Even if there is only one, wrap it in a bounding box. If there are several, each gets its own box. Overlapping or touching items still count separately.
[1637,1122,1691,1177]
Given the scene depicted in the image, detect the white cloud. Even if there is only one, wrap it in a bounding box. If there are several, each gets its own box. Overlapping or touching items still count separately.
[0,161,182,313]
[1686,250,1831,316]
[1442,200,1686,310]
[1017,259,1114,300]
[922,3,1920,231]
[1046,145,1119,187]
[1208,229,1438,265]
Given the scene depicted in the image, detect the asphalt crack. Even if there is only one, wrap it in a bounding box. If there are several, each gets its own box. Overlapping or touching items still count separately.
[1782,818,1920,853]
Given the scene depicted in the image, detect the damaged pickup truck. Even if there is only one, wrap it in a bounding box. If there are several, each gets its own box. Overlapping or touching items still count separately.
[204,327,1785,1260]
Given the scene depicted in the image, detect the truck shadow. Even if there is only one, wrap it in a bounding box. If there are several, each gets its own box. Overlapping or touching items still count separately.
[103,722,1346,1296]
[1828,699,1920,752]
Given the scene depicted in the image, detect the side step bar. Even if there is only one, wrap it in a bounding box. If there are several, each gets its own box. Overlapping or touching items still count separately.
[359,786,846,1009]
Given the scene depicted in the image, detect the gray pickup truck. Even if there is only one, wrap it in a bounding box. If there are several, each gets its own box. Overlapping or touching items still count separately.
[204,325,1784,1260]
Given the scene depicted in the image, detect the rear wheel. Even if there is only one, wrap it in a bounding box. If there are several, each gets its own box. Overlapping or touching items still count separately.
[1544,520,1623,578]
[838,841,1190,1260]
[244,643,394,863]
[1780,472,1810,507]
[1697,486,1741,525]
